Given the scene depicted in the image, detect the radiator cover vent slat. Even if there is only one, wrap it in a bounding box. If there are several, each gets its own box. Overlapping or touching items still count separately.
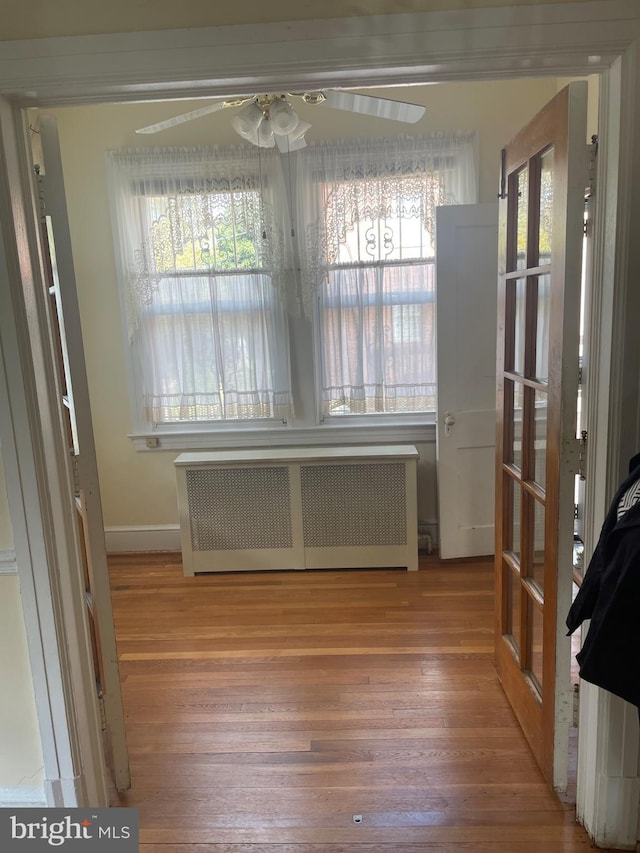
[186,466,292,552]
[301,463,406,547]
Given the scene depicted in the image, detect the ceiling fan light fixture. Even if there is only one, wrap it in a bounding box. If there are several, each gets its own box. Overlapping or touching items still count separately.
[256,119,276,148]
[231,101,264,138]
[269,99,299,136]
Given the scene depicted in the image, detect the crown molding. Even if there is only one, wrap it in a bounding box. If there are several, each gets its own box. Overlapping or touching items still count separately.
[0,2,638,105]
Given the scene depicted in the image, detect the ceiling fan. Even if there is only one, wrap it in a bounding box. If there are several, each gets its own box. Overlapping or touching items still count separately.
[135,90,426,152]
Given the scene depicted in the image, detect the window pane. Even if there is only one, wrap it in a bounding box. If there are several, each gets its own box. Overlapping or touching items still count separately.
[506,476,522,561]
[326,175,440,264]
[145,190,268,273]
[146,273,292,422]
[318,153,467,417]
[321,262,436,415]
[505,563,521,660]
[534,389,548,490]
[535,274,551,382]
[516,167,528,271]
[506,379,524,470]
[506,278,527,375]
[528,597,544,696]
[530,496,545,595]
[538,147,554,266]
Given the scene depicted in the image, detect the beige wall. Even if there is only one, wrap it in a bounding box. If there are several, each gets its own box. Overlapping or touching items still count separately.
[0,577,44,794]
[1,0,597,41]
[0,456,44,798]
[42,75,564,529]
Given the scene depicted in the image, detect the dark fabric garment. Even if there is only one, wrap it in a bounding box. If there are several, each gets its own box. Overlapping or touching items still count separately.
[566,452,640,708]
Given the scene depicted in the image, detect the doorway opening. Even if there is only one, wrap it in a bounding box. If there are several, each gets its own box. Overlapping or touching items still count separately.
[19,71,600,804]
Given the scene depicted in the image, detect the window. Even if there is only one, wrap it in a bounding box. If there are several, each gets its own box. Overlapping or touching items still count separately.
[297,133,477,418]
[107,147,293,426]
[107,134,477,437]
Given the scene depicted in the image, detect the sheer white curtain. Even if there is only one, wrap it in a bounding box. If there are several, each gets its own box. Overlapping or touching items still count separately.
[106,146,294,423]
[296,133,478,416]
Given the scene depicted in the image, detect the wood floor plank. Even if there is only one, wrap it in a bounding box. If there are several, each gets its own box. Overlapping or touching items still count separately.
[108,554,609,850]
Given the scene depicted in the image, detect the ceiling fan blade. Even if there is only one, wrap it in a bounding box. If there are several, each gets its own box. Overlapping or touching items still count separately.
[323,90,425,124]
[136,99,250,135]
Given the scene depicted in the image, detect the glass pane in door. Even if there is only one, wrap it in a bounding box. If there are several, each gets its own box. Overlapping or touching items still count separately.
[513,278,527,375]
[516,167,528,270]
[528,597,544,696]
[533,389,548,489]
[509,477,522,561]
[530,496,546,594]
[535,274,551,381]
[506,563,522,659]
[513,381,524,470]
[538,147,554,266]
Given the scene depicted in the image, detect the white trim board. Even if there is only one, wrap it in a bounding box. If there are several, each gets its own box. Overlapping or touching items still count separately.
[0,787,46,807]
[0,2,637,104]
[575,47,640,852]
[130,423,436,452]
[105,525,181,554]
[0,548,17,574]
[104,522,440,554]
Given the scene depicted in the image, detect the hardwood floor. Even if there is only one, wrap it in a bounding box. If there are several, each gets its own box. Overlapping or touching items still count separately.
[109,553,601,852]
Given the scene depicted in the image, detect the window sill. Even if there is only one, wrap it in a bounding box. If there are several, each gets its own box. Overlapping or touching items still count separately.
[129,418,436,452]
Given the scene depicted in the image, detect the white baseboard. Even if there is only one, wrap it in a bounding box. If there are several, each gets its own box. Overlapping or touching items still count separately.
[104,525,181,554]
[0,786,46,807]
[103,521,437,555]
[0,548,17,574]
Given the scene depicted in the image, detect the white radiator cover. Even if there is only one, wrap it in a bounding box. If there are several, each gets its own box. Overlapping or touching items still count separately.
[174,446,419,575]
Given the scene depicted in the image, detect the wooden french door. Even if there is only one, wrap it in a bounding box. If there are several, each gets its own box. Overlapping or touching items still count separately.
[495,83,587,790]
[33,114,131,793]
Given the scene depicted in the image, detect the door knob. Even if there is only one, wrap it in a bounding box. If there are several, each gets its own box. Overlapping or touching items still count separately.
[444,412,456,436]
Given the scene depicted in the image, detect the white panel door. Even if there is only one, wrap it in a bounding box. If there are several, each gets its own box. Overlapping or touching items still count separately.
[436,203,499,559]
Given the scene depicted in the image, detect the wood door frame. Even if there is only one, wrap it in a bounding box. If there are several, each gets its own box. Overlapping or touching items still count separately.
[575,45,640,850]
[0,4,639,842]
[0,97,108,807]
